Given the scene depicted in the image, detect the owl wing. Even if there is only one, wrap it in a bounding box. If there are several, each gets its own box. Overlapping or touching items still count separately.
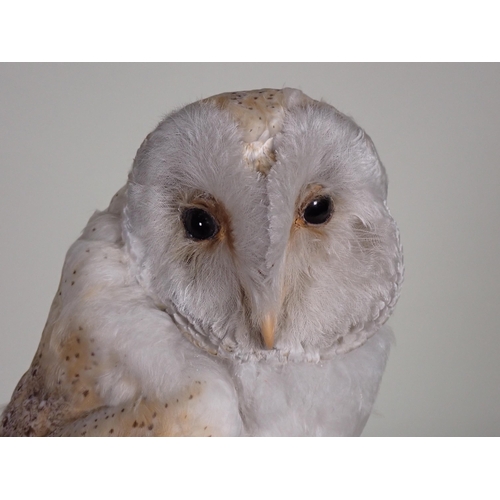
[1,187,242,437]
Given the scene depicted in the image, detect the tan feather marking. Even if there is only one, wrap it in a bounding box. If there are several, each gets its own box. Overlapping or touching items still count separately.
[206,89,287,143]
[52,381,215,437]
[0,284,110,436]
[55,331,103,413]
[204,88,314,175]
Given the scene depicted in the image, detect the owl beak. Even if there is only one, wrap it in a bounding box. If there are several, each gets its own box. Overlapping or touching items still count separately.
[261,314,276,349]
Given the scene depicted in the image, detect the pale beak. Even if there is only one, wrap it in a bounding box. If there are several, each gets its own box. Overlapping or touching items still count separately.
[261,314,276,350]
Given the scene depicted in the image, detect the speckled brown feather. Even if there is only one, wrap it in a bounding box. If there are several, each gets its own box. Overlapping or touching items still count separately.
[1,289,104,436]
[206,88,289,142]
[2,290,218,437]
[206,88,314,174]
[51,380,215,437]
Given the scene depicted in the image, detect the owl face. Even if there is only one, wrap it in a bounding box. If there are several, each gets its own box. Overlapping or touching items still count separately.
[125,89,403,361]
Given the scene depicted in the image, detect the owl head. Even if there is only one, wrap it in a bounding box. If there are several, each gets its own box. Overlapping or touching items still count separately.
[124,88,403,362]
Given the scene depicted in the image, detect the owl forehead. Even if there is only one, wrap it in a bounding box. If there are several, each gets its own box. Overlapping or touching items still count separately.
[202,88,316,175]
[203,88,314,141]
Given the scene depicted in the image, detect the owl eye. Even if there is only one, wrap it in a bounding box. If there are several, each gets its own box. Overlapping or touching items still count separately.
[303,196,334,225]
[182,208,219,241]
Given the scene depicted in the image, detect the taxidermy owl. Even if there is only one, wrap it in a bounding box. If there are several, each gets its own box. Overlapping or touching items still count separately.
[1,88,403,437]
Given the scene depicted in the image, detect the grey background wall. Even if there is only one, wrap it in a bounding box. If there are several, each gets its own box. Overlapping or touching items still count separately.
[1,63,499,436]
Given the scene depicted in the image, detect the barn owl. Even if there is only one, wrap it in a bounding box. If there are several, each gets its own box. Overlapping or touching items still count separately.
[1,88,403,437]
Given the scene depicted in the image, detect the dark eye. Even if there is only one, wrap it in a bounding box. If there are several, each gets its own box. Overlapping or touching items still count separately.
[303,196,333,225]
[182,208,219,241]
